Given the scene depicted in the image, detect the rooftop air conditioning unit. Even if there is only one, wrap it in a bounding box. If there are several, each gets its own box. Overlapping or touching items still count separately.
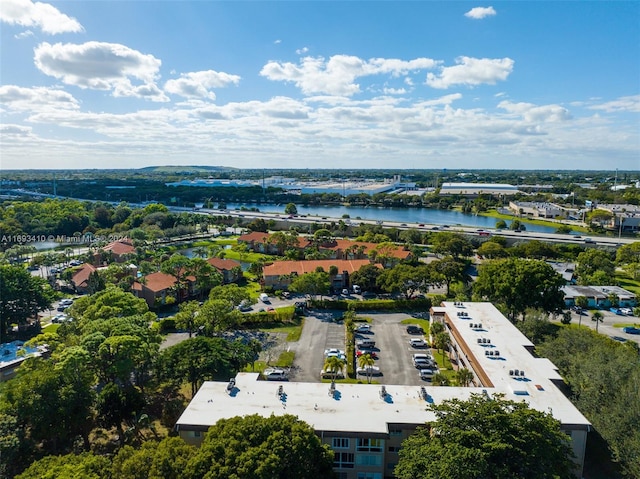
[495,351,500,356]
[477,338,482,344]
[380,386,387,398]
[509,370,514,376]
[485,350,490,356]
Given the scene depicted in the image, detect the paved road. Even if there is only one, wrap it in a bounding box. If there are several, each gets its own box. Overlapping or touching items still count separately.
[553,309,640,346]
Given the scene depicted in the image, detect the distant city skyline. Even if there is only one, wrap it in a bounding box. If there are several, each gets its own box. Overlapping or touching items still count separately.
[1,1,638,170]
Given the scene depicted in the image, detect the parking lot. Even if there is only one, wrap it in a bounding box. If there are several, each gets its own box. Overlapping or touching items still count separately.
[289,311,434,386]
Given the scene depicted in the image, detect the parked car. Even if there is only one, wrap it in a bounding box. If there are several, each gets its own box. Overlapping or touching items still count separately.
[410,338,427,348]
[356,340,376,349]
[51,314,67,323]
[620,307,634,316]
[352,285,361,294]
[622,326,640,335]
[355,324,371,333]
[414,358,436,369]
[356,366,382,376]
[341,289,350,296]
[320,368,345,379]
[69,259,82,266]
[362,291,377,300]
[356,350,378,359]
[324,348,346,358]
[406,325,424,334]
[259,293,270,303]
[419,368,437,380]
[263,368,288,381]
[610,307,624,315]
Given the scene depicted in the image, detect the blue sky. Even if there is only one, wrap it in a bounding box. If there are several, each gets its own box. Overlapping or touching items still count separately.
[1,0,638,170]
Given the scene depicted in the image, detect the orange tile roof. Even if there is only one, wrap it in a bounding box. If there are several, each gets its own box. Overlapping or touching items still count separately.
[141,271,195,293]
[103,240,135,256]
[322,238,411,259]
[238,231,271,243]
[207,258,241,271]
[263,259,378,277]
[71,263,97,288]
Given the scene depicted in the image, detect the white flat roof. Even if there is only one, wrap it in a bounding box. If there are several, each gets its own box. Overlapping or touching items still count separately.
[177,303,590,434]
[440,302,590,428]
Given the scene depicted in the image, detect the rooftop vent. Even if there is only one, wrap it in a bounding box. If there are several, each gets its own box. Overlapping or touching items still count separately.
[494,350,500,356]
[420,386,428,400]
[277,385,284,398]
[329,381,336,397]
[380,386,387,398]
[226,378,236,393]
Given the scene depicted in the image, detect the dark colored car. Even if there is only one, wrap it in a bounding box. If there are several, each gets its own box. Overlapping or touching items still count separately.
[406,325,424,334]
[622,326,640,335]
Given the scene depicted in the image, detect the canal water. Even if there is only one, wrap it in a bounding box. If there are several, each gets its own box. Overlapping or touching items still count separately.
[220,203,558,234]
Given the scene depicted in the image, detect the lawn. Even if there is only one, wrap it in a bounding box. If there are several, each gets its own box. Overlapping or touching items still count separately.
[616,274,640,296]
[255,319,304,341]
[478,209,590,233]
[42,323,60,334]
[243,350,296,372]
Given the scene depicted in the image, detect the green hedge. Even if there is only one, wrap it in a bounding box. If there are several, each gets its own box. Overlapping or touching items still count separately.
[240,305,296,326]
[309,298,432,312]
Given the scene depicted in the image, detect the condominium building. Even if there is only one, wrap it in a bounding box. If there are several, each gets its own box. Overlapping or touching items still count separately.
[175,302,591,478]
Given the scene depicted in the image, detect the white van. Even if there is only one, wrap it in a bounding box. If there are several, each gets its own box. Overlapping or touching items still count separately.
[352,285,361,294]
[259,293,270,303]
[263,368,287,381]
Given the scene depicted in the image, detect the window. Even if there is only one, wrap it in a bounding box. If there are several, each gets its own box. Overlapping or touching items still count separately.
[389,428,402,436]
[332,437,350,449]
[334,452,355,469]
[356,438,384,452]
[388,446,401,453]
[357,473,382,479]
[356,454,382,466]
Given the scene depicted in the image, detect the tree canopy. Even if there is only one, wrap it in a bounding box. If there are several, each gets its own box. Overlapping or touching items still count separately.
[473,257,565,320]
[0,264,55,342]
[395,393,575,479]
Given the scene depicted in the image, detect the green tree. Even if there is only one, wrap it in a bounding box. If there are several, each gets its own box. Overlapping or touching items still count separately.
[349,263,381,292]
[198,298,243,334]
[289,271,331,299]
[476,241,508,259]
[161,254,193,303]
[357,353,376,383]
[323,355,346,381]
[616,241,640,265]
[15,452,111,479]
[284,203,298,215]
[591,310,604,332]
[454,368,474,387]
[209,284,251,307]
[185,414,335,479]
[111,437,196,479]
[432,256,468,297]
[96,382,145,446]
[473,258,565,321]
[157,336,237,397]
[434,331,450,363]
[430,232,474,259]
[576,249,615,285]
[0,265,55,342]
[174,300,200,338]
[189,257,222,298]
[377,264,436,299]
[395,394,575,479]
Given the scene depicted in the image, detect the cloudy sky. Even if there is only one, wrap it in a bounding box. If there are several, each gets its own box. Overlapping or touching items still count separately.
[1,1,638,170]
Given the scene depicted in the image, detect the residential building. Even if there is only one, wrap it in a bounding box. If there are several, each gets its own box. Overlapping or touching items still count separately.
[176,302,590,478]
[207,257,243,283]
[263,259,376,290]
[101,239,136,262]
[133,271,196,308]
[562,285,637,309]
[70,263,98,294]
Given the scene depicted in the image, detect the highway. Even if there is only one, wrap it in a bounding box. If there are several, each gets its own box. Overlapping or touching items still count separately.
[196,208,637,248]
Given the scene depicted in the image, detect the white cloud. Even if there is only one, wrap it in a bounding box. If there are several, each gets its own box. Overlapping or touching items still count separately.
[296,47,309,55]
[260,54,438,96]
[15,29,33,39]
[588,95,640,113]
[0,85,80,112]
[0,0,83,34]
[274,39,281,44]
[34,41,167,101]
[164,70,241,100]
[382,87,407,95]
[464,6,497,19]
[426,56,514,89]
[0,124,34,137]
[498,101,571,122]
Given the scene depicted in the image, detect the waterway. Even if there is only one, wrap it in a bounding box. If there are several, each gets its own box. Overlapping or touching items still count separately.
[220,203,559,234]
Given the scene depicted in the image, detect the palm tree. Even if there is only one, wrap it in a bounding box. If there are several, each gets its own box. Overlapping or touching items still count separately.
[434,331,450,364]
[430,321,445,345]
[455,368,474,387]
[432,372,450,386]
[591,311,604,333]
[575,296,589,328]
[357,353,376,384]
[323,356,345,382]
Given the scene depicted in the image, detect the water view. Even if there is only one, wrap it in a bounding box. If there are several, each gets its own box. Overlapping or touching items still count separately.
[221,203,559,234]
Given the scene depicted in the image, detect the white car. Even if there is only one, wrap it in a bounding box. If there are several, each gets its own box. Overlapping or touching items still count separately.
[355,324,371,333]
[324,348,346,359]
[51,314,67,323]
[409,338,427,348]
[356,366,382,376]
[419,368,437,380]
[263,368,287,381]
